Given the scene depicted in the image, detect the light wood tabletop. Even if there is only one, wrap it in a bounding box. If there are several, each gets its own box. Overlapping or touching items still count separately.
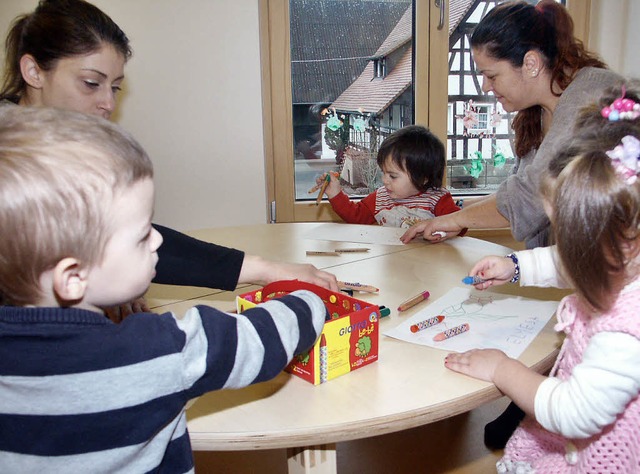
[145,223,567,474]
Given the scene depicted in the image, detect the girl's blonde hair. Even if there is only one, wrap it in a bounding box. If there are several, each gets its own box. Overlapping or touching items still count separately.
[543,82,640,312]
[0,106,152,305]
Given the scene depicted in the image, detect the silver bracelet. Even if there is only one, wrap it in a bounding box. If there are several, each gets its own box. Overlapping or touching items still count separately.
[505,253,520,283]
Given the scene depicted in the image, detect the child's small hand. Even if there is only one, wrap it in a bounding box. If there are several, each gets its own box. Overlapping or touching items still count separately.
[444,348,509,383]
[315,172,341,199]
[468,255,517,289]
[324,172,342,199]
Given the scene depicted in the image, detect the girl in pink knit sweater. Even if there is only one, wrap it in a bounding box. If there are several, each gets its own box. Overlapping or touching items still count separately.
[446,83,640,473]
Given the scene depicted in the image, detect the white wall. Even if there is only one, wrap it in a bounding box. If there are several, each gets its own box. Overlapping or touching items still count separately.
[1,1,638,232]
[589,0,640,78]
[0,0,268,232]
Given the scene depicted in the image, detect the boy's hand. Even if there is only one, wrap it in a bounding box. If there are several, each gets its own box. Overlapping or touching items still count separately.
[239,255,339,292]
[468,256,516,289]
[444,348,509,383]
[266,261,339,292]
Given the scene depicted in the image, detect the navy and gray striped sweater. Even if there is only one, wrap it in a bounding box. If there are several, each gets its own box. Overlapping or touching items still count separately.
[0,290,326,473]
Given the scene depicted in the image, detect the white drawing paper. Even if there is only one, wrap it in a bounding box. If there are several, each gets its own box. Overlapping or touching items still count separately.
[304,223,407,246]
[384,287,559,359]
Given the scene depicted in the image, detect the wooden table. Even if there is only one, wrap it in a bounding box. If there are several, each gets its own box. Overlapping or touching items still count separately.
[145,223,566,473]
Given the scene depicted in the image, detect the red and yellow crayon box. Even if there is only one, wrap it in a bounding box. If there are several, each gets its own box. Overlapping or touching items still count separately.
[236,280,379,385]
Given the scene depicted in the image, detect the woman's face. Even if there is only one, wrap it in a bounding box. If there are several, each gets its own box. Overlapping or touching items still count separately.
[472,47,533,113]
[28,44,125,120]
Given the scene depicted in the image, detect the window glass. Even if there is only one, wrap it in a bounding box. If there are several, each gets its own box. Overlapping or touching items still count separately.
[446,0,566,196]
[289,0,566,203]
[290,0,413,201]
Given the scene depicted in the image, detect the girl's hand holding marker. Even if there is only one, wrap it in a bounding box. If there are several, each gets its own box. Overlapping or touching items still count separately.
[464,254,521,289]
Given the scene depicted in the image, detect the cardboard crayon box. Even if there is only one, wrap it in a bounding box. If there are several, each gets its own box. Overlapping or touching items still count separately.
[236,280,380,385]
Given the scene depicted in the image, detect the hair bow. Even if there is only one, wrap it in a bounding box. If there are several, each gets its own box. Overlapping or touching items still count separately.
[606,135,640,185]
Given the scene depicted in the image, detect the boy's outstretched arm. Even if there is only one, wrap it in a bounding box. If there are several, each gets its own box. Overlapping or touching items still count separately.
[179,290,327,396]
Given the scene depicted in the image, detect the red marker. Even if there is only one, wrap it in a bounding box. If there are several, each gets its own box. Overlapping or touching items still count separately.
[433,323,470,342]
[410,315,444,333]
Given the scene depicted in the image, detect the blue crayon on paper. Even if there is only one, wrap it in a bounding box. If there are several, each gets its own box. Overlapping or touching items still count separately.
[462,275,486,285]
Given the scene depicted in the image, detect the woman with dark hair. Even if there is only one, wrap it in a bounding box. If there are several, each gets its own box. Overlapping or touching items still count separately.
[1,0,338,319]
[401,0,621,249]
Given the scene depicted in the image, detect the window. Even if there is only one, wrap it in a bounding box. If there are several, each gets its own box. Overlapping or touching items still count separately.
[446,0,568,196]
[373,57,387,79]
[263,0,586,222]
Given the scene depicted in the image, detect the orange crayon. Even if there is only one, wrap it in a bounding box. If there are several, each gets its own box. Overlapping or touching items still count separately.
[433,323,470,341]
[410,315,444,333]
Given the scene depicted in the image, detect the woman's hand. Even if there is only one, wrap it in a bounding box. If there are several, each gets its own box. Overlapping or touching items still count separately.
[400,213,463,244]
[103,297,151,323]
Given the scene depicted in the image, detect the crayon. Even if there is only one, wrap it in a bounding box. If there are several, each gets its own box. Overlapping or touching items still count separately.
[379,305,391,318]
[410,315,444,333]
[397,290,430,312]
[306,250,340,256]
[337,281,379,293]
[432,231,446,238]
[433,323,470,342]
[319,334,328,383]
[307,183,322,194]
[462,275,486,285]
[334,248,370,253]
[316,173,331,205]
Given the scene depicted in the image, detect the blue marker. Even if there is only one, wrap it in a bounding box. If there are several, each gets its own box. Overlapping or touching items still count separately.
[462,275,486,285]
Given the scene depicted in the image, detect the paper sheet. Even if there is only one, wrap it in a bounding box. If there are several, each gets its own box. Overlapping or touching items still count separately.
[384,287,558,359]
[304,223,407,245]
[303,223,516,256]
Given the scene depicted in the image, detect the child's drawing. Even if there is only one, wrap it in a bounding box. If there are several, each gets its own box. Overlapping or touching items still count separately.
[384,287,558,359]
[440,294,518,322]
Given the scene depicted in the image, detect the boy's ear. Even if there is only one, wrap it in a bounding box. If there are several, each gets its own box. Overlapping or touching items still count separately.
[19,54,44,89]
[52,257,88,304]
[523,50,542,78]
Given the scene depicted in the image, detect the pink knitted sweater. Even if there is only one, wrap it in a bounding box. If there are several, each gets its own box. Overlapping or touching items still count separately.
[499,285,640,473]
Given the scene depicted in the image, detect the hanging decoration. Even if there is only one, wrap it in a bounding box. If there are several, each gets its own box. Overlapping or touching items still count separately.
[465,151,484,179]
[492,145,506,169]
[323,107,343,131]
[352,115,367,132]
[456,100,479,136]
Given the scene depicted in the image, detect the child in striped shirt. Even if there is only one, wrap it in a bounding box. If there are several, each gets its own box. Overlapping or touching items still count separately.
[0,106,326,473]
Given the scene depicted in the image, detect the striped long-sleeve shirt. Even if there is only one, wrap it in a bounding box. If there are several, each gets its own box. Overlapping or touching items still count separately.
[328,186,459,228]
[0,290,326,473]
